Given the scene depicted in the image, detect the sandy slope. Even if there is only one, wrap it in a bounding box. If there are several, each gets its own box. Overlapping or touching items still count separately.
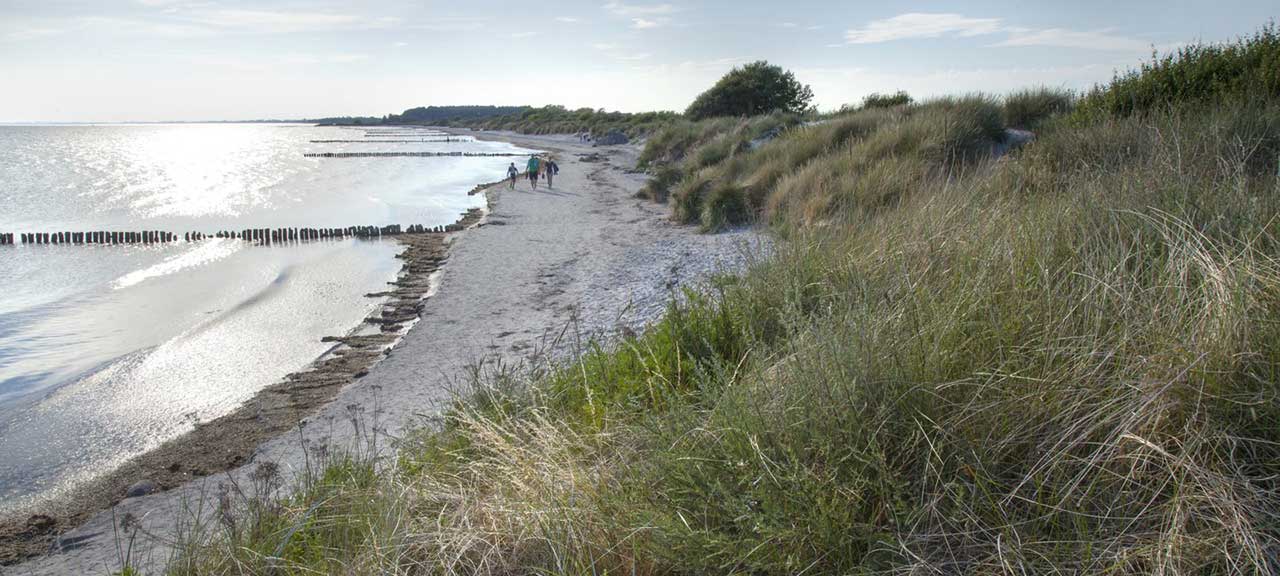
[7,133,765,574]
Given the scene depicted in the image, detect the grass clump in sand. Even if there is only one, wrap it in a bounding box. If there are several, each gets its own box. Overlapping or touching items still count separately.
[164,28,1280,575]
[1003,86,1074,129]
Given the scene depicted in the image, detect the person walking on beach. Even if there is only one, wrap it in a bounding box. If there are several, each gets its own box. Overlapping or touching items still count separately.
[526,155,541,190]
[506,162,519,189]
[544,159,559,188]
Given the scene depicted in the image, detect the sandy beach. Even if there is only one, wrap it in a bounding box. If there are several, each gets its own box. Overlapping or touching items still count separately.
[4,131,765,574]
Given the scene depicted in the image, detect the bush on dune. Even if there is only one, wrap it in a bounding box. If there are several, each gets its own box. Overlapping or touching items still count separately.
[1073,23,1280,120]
[685,60,814,120]
[860,90,913,109]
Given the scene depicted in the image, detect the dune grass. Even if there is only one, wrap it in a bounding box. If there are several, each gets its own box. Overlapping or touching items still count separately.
[161,30,1280,575]
[1003,87,1074,130]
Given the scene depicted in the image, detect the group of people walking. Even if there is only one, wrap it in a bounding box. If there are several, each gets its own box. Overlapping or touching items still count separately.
[507,155,560,190]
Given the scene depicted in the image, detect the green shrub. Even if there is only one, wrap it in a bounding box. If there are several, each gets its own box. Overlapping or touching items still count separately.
[861,90,913,109]
[1074,23,1280,120]
[686,61,814,120]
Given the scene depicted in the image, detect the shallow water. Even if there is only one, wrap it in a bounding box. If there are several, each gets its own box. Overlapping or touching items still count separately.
[0,124,535,512]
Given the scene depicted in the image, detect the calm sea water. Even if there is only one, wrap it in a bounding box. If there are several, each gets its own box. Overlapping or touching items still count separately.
[0,124,533,512]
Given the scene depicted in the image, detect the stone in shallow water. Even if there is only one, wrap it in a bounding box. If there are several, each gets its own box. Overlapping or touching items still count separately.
[125,480,158,498]
[25,514,56,535]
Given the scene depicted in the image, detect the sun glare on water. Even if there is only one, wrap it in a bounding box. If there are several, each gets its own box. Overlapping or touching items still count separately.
[121,124,300,219]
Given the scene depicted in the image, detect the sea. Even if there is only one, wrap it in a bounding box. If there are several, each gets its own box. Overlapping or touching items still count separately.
[0,123,535,513]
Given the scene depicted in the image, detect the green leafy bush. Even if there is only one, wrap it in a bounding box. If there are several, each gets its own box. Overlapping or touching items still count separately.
[1074,23,1280,120]
[861,91,913,109]
[686,61,814,120]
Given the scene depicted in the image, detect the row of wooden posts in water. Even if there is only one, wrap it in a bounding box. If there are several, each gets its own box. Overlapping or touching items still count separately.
[361,132,447,137]
[309,139,465,144]
[304,151,525,158]
[0,223,461,246]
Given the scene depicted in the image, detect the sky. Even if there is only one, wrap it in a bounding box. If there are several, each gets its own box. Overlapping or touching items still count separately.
[1,1,1277,122]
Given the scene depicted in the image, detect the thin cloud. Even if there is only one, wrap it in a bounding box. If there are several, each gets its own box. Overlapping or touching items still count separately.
[186,52,368,72]
[995,27,1150,52]
[9,8,410,40]
[176,9,402,34]
[845,12,1151,53]
[628,57,746,77]
[328,53,368,63]
[279,53,368,65]
[555,16,581,23]
[604,1,681,28]
[508,31,539,39]
[1,26,66,42]
[845,13,1001,44]
[603,1,679,17]
[410,17,488,32]
[593,42,653,62]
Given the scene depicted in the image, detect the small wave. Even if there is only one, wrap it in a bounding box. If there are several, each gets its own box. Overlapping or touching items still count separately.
[112,238,241,289]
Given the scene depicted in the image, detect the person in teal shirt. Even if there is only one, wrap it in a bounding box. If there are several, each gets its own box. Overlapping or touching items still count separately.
[526,156,541,190]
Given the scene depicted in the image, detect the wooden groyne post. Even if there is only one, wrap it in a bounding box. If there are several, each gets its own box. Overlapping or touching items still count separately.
[2,221,471,248]
[303,151,525,158]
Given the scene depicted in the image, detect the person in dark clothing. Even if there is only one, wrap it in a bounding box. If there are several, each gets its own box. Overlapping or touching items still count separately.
[506,162,519,189]
[544,159,559,188]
